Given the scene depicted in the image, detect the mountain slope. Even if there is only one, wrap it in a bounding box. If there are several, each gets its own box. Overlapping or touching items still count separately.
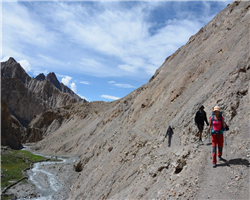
[1,99,24,150]
[1,58,86,128]
[29,1,249,199]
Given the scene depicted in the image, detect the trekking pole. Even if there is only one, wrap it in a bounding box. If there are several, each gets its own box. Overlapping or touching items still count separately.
[208,129,212,159]
[210,145,212,159]
[208,129,211,144]
[224,130,227,157]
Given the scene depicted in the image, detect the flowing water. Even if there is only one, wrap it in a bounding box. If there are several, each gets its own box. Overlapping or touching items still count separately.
[17,149,77,200]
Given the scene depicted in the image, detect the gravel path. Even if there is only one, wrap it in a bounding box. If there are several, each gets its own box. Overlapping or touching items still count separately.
[195,136,250,200]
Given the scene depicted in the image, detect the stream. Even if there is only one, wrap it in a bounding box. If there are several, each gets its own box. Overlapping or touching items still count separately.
[14,148,78,200]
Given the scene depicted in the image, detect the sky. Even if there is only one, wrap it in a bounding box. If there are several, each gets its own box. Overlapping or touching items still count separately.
[1,0,233,102]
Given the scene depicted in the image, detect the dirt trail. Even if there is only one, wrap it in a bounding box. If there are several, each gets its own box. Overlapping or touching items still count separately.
[169,124,249,200]
[195,136,250,200]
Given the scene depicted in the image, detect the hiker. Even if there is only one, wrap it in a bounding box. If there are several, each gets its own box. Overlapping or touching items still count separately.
[194,105,209,142]
[164,125,174,147]
[208,106,226,168]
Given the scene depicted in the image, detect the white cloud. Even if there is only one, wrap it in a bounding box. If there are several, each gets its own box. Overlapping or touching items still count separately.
[202,1,211,17]
[144,64,158,76]
[62,76,72,86]
[118,64,138,73]
[80,58,101,68]
[70,82,77,93]
[56,73,68,78]
[61,75,78,94]
[1,1,230,82]
[0,56,10,62]
[108,80,136,88]
[80,81,90,85]
[19,60,31,72]
[37,54,65,67]
[113,83,136,89]
[1,1,56,59]
[101,95,120,100]
[54,1,210,78]
[78,58,122,77]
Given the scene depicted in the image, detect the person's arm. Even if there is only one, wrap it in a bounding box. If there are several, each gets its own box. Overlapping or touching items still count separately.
[165,131,168,137]
[194,111,198,125]
[204,112,209,126]
[164,129,168,140]
[208,118,212,132]
[163,131,166,142]
[222,118,226,129]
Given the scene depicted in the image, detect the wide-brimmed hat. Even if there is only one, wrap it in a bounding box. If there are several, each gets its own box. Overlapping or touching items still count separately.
[200,105,205,109]
[213,106,220,112]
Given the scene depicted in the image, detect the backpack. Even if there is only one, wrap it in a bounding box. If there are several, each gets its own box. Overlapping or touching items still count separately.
[211,112,224,134]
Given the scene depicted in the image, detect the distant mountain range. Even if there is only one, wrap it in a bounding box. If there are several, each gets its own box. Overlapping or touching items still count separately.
[1,57,86,148]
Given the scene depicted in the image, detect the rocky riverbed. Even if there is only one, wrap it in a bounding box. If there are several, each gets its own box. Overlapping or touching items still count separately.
[5,150,79,200]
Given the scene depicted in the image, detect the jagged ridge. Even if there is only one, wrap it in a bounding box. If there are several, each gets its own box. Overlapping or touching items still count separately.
[1,58,87,144]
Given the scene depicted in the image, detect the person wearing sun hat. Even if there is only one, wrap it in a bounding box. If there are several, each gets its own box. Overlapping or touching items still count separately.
[208,106,226,168]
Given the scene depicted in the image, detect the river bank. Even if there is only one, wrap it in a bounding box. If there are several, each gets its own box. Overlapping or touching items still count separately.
[3,146,79,200]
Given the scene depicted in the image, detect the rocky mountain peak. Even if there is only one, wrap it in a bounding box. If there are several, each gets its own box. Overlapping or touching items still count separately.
[46,72,61,90]
[5,57,17,65]
[1,56,87,144]
[1,57,31,85]
[35,73,46,81]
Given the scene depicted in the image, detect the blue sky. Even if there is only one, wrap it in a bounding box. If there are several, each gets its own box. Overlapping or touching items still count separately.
[1,0,233,102]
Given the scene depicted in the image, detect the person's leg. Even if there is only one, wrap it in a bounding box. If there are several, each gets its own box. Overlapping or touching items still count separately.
[198,124,204,141]
[218,134,224,158]
[212,134,218,164]
[168,135,171,147]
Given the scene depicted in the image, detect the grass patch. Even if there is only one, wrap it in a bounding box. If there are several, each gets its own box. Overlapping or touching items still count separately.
[1,194,15,200]
[12,150,47,162]
[1,149,47,190]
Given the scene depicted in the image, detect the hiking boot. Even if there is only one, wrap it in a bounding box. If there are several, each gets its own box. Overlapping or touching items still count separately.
[213,164,217,168]
[218,156,222,161]
[199,139,203,145]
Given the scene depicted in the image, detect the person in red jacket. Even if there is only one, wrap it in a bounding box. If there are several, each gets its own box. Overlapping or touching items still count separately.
[208,106,226,168]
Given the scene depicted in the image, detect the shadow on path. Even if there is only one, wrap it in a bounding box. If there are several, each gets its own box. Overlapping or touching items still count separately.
[217,158,250,167]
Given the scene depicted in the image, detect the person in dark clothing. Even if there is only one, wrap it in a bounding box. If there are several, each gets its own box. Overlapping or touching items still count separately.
[164,125,174,147]
[195,105,209,142]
